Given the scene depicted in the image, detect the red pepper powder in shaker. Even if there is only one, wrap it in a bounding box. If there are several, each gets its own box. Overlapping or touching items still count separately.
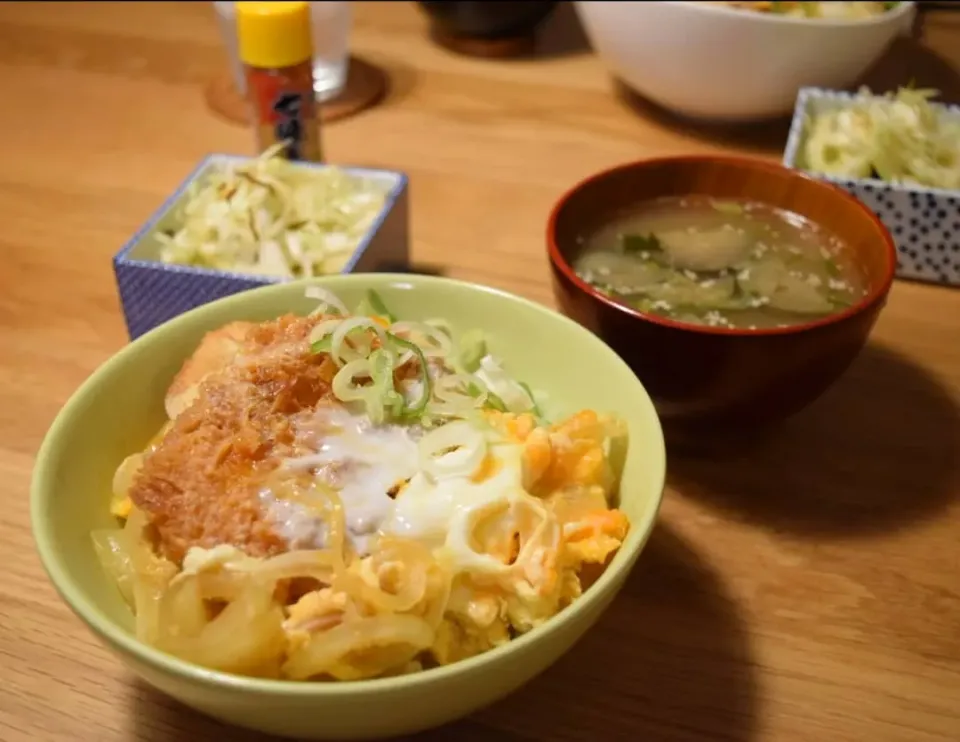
[236,1,323,162]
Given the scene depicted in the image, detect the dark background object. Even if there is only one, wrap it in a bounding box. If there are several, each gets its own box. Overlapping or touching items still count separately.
[417,0,558,57]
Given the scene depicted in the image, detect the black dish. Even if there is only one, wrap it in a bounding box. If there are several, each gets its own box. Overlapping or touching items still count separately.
[417,1,557,42]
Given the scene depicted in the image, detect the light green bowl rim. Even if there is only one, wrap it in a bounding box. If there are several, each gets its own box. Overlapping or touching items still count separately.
[31,274,666,696]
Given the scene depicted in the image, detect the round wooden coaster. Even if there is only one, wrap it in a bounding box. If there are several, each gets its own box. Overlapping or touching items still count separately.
[205,55,388,126]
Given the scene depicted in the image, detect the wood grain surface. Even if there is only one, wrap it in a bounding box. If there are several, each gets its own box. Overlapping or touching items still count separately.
[1,3,959,741]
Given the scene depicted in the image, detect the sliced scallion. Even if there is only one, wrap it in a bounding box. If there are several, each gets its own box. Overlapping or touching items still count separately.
[457,329,487,373]
[356,289,396,323]
[387,333,431,420]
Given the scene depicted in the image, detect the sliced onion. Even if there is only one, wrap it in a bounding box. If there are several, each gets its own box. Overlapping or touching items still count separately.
[331,317,389,367]
[444,503,512,577]
[389,321,453,359]
[307,317,344,345]
[417,420,487,480]
[304,286,348,316]
[282,614,435,681]
[425,399,477,421]
[424,318,453,337]
[332,358,374,402]
[435,374,485,403]
[427,374,486,419]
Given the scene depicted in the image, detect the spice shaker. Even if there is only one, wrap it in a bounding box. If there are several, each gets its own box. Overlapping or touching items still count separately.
[235,1,323,162]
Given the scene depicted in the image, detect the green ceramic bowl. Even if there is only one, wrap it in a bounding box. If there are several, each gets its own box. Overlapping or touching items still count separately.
[31,274,666,740]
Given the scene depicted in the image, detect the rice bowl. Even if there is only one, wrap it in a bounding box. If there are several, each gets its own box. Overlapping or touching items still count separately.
[31,274,666,739]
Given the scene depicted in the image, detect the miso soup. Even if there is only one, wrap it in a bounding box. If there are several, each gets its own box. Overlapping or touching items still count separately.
[573,196,867,330]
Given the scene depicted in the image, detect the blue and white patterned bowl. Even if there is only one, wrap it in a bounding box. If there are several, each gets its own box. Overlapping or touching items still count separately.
[113,155,410,340]
[783,87,960,287]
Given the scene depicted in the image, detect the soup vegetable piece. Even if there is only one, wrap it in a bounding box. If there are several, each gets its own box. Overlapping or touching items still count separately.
[803,86,960,191]
[156,142,390,279]
[94,288,631,680]
[574,197,867,329]
[703,1,900,18]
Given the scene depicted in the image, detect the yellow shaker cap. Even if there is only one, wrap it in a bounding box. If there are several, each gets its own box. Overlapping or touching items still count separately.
[236,1,314,69]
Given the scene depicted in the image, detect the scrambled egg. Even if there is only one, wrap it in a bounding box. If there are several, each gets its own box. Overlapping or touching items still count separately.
[110,453,141,519]
[433,581,511,664]
[284,588,350,651]
[495,408,629,562]
[422,410,629,659]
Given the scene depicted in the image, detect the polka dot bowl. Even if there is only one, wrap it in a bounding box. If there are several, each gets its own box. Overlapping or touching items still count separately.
[113,155,411,342]
[783,87,960,287]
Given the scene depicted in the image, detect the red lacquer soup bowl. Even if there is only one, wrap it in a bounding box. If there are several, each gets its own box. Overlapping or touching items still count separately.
[547,156,896,446]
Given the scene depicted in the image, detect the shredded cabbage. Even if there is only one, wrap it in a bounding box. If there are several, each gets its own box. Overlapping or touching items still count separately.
[803,86,960,190]
[307,289,544,426]
[156,142,389,278]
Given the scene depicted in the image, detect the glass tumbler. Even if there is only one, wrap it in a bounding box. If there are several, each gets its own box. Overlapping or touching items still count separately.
[213,1,352,102]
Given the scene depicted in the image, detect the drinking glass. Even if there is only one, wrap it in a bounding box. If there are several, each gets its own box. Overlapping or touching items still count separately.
[213,1,352,102]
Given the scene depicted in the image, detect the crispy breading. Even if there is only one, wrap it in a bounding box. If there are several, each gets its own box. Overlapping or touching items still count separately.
[132,314,339,564]
[165,321,252,419]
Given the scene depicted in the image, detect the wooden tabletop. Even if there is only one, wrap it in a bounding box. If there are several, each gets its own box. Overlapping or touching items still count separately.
[2,2,959,741]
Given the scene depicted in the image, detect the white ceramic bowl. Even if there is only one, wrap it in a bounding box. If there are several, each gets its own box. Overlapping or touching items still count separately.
[575,1,916,121]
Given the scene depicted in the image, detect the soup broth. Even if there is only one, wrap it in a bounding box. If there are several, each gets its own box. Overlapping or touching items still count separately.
[573,196,867,330]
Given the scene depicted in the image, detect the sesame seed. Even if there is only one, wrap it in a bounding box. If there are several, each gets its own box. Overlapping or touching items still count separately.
[704,310,731,328]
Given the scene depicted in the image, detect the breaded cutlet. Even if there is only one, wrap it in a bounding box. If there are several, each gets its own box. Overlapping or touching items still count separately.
[131,314,339,564]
